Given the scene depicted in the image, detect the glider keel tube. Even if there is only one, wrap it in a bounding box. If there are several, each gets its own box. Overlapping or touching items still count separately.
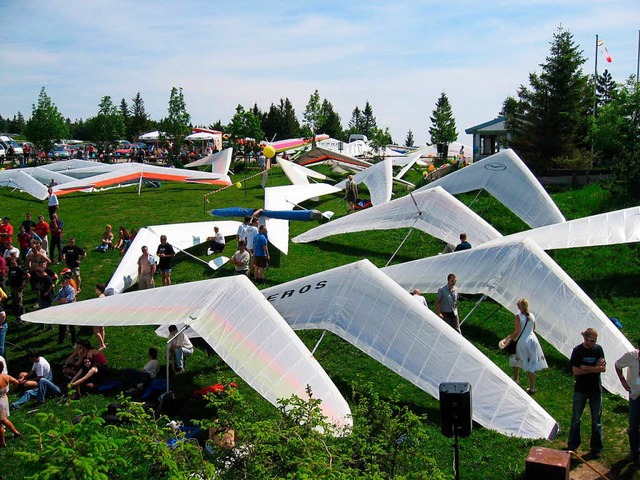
[264,260,558,439]
[23,276,352,430]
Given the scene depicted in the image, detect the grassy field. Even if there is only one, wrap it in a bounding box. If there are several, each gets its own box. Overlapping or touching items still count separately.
[1,165,640,479]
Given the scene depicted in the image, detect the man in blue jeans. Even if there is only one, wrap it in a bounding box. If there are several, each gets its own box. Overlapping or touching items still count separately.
[616,338,640,461]
[567,328,606,458]
[0,306,6,358]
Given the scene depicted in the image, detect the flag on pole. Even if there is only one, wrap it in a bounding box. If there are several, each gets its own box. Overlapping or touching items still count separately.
[598,40,613,63]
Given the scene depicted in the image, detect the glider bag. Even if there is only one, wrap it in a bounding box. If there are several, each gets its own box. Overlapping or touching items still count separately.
[439,382,472,438]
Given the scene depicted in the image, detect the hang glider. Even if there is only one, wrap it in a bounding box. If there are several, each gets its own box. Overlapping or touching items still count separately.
[277,157,330,185]
[38,159,101,172]
[416,149,565,228]
[264,184,341,255]
[293,186,501,247]
[485,205,640,250]
[335,158,394,206]
[211,207,322,221]
[381,238,634,397]
[0,169,49,200]
[262,260,558,439]
[317,138,371,157]
[106,220,241,295]
[21,276,352,429]
[184,148,233,175]
[268,134,330,153]
[293,147,372,171]
[51,163,231,195]
[394,150,429,180]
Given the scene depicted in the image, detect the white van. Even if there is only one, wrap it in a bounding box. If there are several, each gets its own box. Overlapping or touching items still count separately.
[348,134,368,143]
[0,135,24,158]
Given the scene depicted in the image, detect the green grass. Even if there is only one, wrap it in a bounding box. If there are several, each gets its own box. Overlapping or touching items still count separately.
[2,168,640,479]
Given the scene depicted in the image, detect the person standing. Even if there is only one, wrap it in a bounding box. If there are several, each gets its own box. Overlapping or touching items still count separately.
[47,188,59,220]
[567,328,606,458]
[435,274,461,333]
[53,273,77,345]
[156,235,175,286]
[237,216,250,243]
[253,225,269,283]
[616,339,640,461]
[0,307,7,359]
[48,213,64,264]
[245,218,259,277]
[7,256,28,321]
[453,233,472,252]
[34,215,50,253]
[508,298,547,394]
[345,175,358,213]
[0,218,14,255]
[137,246,156,290]
[0,361,21,447]
[410,288,428,308]
[62,237,86,293]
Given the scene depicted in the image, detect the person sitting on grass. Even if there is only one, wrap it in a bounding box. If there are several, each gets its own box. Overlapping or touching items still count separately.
[96,224,114,253]
[16,350,52,390]
[69,356,103,398]
[62,339,108,379]
[168,325,193,374]
[123,347,160,396]
[206,226,226,255]
[114,226,130,251]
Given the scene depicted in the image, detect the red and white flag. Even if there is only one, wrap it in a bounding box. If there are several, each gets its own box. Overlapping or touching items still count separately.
[598,40,613,63]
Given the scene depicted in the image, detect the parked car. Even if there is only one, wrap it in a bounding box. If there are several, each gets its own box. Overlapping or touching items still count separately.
[49,144,71,159]
[115,142,147,157]
[0,135,24,158]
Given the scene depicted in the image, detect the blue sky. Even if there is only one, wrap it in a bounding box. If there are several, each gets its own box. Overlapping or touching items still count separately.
[0,0,638,145]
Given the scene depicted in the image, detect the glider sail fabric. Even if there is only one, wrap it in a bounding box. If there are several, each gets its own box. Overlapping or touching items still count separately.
[263,260,558,439]
[105,220,241,295]
[22,276,352,428]
[416,149,565,228]
[52,164,231,195]
[487,206,640,250]
[382,239,634,397]
[293,186,502,247]
[294,147,372,170]
[335,158,393,206]
[0,170,49,200]
[184,148,233,174]
[277,157,329,185]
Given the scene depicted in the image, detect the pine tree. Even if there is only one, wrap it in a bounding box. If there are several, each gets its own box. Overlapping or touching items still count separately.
[119,98,131,140]
[317,99,343,139]
[508,26,589,171]
[130,92,150,141]
[361,101,377,138]
[429,92,458,160]
[596,69,617,109]
[404,129,415,147]
[348,106,363,132]
[24,87,70,154]
[280,98,300,139]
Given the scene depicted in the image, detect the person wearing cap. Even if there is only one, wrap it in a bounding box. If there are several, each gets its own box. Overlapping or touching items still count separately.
[53,273,77,345]
[567,327,606,458]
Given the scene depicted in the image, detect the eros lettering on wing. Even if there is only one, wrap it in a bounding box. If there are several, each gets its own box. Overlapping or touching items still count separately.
[266,280,327,302]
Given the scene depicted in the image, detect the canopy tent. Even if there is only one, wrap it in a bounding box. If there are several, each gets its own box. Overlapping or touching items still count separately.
[264,184,342,255]
[416,149,565,228]
[262,260,558,439]
[486,205,640,250]
[138,131,168,141]
[277,157,330,185]
[0,170,49,200]
[105,220,241,295]
[51,163,231,196]
[293,147,372,171]
[184,148,233,174]
[381,238,634,398]
[335,158,394,206]
[185,132,217,141]
[21,276,352,429]
[293,186,501,247]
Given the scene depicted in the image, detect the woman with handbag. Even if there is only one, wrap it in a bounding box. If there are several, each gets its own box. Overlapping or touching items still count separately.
[508,298,548,394]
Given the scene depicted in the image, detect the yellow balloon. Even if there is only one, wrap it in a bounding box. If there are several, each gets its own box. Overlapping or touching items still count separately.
[263,145,276,159]
[236,182,242,189]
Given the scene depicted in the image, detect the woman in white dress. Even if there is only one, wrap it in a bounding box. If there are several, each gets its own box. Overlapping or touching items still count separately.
[509,298,548,394]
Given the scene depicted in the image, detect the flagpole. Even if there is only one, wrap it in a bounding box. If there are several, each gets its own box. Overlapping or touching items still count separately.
[636,29,639,91]
[592,34,598,163]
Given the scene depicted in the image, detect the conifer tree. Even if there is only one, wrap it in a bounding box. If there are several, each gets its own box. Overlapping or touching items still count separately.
[428,92,457,160]
[404,129,415,147]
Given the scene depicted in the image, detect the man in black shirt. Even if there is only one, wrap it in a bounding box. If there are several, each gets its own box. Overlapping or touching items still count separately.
[61,237,86,292]
[7,256,29,320]
[156,235,175,286]
[567,327,606,457]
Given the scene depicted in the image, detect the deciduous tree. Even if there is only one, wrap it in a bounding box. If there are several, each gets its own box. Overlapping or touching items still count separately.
[24,87,70,154]
[88,95,126,148]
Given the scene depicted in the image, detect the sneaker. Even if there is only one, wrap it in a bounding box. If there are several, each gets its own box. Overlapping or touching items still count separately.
[206,248,213,256]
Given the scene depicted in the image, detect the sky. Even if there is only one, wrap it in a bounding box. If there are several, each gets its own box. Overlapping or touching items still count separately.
[0,0,638,146]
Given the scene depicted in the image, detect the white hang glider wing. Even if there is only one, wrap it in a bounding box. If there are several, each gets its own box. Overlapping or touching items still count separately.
[27,167,76,185]
[335,158,393,206]
[394,150,428,180]
[38,159,101,172]
[264,184,341,255]
[184,148,233,175]
[0,170,49,200]
[293,186,501,247]
[263,260,558,439]
[52,164,231,196]
[382,238,633,397]
[105,220,241,295]
[277,157,329,185]
[416,149,565,228]
[294,147,372,171]
[486,206,640,250]
[22,276,352,429]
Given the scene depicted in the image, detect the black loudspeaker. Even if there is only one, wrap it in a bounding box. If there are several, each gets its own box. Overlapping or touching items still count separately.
[439,382,472,438]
